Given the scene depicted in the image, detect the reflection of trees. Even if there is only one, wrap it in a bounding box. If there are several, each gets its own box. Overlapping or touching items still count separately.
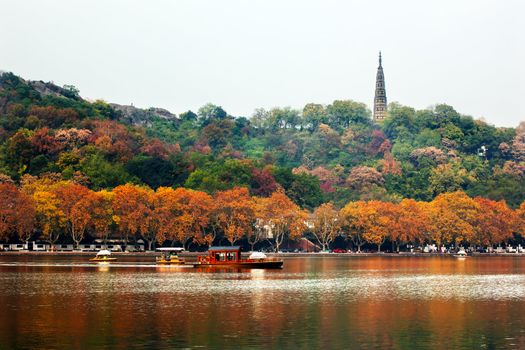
[1,259,525,348]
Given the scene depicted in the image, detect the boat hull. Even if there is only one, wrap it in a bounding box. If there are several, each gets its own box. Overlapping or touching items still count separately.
[156,260,185,265]
[90,257,117,262]
[193,260,283,269]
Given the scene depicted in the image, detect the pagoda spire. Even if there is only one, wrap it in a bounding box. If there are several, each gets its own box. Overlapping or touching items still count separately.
[373,51,387,121]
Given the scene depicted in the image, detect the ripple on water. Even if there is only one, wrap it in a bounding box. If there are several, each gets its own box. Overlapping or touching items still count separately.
[1,270,524,301]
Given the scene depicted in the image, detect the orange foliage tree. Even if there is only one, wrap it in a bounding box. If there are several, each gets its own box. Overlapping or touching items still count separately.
[390,199,430,251]
[32,191,65,246]
[155,187,214,248]
[256,190,307,252]
[340,201,368,252]
[0,183,35,243]
[310,203,341,251]
[213,187,256,245]
[473,197,516,247]
[52,183,91,248]
[90,190,115,244]
[70,190,115,247]
[427,191,479,248]
[361,201,396,252]
[113,184,156,250]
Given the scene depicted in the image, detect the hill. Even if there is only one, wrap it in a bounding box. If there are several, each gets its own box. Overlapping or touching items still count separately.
[1,71,524,208]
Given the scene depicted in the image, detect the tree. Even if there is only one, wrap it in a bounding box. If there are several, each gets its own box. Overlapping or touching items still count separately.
[427,191,479,248]
[250,168,278,197]
[429,162,471,195]
[69,190,115,248]
[361,201,395,252]
[89,190,115,244]
[302,103,328,131]
[213,187,255,245]
[346,166,384,192]
[0,184,35,243]
[310,203,340,251]
[391,199,430,251]
[248,197,272,251]
[197,103,228,126]
[340,202,363,252]
[326,100,371,130]
[155,187,214,248]
[125,155,176,189]
[33,191,65,246]
[473,197,516,247]
[256,190,307,252]
[0,184,19,241]
[52,182,90,249]
[113,184,156,250]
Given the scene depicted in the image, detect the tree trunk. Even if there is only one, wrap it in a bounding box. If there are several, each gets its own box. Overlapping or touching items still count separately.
[73,238,81,250]
[275,234,283,252]
[377,243,381,253]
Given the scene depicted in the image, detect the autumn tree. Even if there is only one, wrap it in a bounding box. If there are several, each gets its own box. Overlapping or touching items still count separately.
[69,191,115,247]
[256,190,307,252]
[113,184,156,250]
[427,191,479,248]
[310,203,341,251]
[473,197,516,247]
[213,187,255,245]
[346,166,384,192]
[90,190,115,244]
[391,199,430,251]
[249,196,274,251]
[155,187,214,248]
[361,201,395,252]
[32,191,65,246]
[52,182,91,249]
[0,184,35,243]
[340,201,367,252]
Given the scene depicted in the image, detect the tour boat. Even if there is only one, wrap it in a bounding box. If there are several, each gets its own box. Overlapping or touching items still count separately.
[156,247,186,265]
[453,249,469,259]
[194,246,283,269]
[89,249,117,262]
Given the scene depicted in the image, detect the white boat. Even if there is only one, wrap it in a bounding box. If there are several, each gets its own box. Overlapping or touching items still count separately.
[453,249,469,259]
[90,249,117,262]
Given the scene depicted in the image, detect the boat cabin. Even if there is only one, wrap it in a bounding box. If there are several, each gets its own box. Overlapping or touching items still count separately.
[208,246,242,263]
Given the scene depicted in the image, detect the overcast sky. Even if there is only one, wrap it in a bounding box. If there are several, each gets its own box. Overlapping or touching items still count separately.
[1,0,524,127]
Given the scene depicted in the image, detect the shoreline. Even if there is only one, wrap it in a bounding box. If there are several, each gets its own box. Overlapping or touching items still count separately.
[2,251,525,258]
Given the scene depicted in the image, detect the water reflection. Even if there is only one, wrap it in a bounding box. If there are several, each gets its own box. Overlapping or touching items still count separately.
[0,256,525,349]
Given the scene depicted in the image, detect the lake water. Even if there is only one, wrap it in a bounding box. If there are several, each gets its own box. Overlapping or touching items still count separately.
[1,255,525,349]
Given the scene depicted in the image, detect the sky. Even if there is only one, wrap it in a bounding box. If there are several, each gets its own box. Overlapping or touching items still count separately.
[1,0,524,127]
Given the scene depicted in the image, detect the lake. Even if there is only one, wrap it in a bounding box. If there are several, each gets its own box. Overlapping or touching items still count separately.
[1,255,525,349]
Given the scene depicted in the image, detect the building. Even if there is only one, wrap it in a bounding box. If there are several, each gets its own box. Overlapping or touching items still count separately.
[373,51,387,121]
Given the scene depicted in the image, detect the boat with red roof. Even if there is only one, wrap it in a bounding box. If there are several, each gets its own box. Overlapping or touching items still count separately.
[194,246,283,269]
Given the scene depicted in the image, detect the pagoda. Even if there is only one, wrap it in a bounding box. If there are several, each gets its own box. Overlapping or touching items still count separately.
[373,52,387,121]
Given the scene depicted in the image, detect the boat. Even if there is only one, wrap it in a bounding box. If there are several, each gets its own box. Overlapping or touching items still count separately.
[156,247,186,265]
[194,246,283,269]
[453,249,469,259]
[89,249,117,262]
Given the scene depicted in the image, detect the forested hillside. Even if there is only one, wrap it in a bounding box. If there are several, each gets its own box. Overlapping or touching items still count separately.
[1,72,524,208]
[2,71,525,250]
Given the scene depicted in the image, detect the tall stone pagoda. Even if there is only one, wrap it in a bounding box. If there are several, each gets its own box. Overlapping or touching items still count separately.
[373,51,387,121]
